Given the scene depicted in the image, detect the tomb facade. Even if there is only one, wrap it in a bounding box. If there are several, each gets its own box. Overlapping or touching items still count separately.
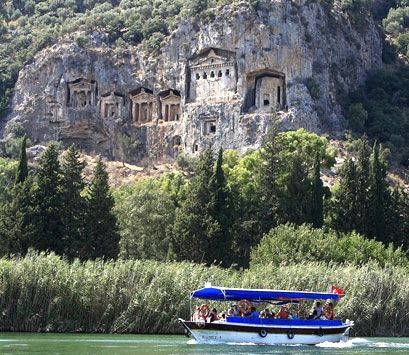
[129,88,155,123]
[98,92,125,119]
[159,90,182,122]
[67,79,97,108]
[188,48,237,102]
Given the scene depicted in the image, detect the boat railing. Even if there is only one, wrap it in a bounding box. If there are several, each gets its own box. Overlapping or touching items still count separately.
[225,316,343,326]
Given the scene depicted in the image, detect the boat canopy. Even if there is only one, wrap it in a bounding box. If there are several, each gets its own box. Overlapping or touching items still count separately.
[191,286,341,303]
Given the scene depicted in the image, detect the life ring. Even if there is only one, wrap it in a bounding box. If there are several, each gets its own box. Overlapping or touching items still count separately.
[238,299,251,314]
[317,326,324,337]
[199,304,210,318]
[259,328,267,338]
[287,329,295,339]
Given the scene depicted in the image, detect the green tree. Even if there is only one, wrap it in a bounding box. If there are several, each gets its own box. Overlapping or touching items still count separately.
[30,143,64,254]
[15,134,28,184]
[257,124,282,234]
[171,146,221,265]
[60,145,87,260]
[367,142,388,241]
[0,177,34,256]
[310,152,324,228]
[223,149,264,267]
[328,136,394,242]
[84,156,120,260]
[208,147,234,265]
[116,181,175,261]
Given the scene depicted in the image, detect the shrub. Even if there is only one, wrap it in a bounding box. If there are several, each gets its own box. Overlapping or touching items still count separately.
[305,77,320,100]
[75,35,89,47]
[250,224,409,268]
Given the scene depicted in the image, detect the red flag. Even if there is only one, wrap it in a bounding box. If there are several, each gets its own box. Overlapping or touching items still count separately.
[331,285,344,297]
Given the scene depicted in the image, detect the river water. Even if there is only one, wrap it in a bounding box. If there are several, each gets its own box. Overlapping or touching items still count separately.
[1,333,409,354]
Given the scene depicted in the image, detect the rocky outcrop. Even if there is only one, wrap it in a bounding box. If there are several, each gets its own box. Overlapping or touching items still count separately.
[4,0,383,162]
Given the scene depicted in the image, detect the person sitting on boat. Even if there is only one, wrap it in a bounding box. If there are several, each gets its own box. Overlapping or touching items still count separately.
[218,312,226,321]
[259,310,266,318]
[323,302,335,320]
[264,308,272,318]
[228,304,240,316]
[307,309,319,319]
[192,307,201,321]
[278,306,289,319]
[250,306,259,318]
[208,308,219,322]
[315,302,323,318]
[290,311,298,320]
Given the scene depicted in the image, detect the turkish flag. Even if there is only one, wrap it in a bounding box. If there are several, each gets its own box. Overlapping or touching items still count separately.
[331,285,344,297]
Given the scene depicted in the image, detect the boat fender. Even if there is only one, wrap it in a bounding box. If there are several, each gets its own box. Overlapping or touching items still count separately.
[259,328,267,338]
[200,304,210,318]
[317,327,324,337]
[238,299,251,314]
[287,329,295,339]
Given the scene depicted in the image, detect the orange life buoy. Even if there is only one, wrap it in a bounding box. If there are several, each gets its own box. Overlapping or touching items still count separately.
[200,303,210,318]
[238,299,251,314]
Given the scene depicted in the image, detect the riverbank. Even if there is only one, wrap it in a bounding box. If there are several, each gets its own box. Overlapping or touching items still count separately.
[0,251,408,336]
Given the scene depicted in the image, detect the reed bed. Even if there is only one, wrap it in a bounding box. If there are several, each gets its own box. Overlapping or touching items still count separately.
[0,252,408,336]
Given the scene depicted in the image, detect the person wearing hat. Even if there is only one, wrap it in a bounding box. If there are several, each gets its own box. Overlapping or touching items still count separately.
[228,303,240,316]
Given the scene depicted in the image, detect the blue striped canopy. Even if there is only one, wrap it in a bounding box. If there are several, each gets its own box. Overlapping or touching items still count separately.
[191,286,340,303]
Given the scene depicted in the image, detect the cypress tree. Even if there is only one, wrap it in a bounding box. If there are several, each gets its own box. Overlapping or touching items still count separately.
[208,147,234,265]
[0,178,34,256]
[60,145,87,260]
[15,134,28,184]
[0,136,31,256]
[310,151,324,228]
[257,124,282,233]
[84,156,120,260]
[30,143,64,254]
[355,134,372,236]
[171,146,221,265]
[329,157,359,233]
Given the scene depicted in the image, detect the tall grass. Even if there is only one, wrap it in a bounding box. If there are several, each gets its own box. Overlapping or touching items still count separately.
[0,251,408,336]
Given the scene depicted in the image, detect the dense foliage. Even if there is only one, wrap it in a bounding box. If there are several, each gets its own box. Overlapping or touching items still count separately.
[0,142,119,260]
[2,129,409,269]
[0,251,408,336]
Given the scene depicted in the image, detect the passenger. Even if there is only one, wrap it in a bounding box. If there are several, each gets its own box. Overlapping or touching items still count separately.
[250,306,260,318]
[219,312,226,321]
[259,310,266,318]
[315,302,323,318]
[228,304,241,316]
[324,302,335,320]
[208,308,219,322]
[264,308,274,318]
[307,309,318,319]
[290,311,298,320]
[278,306,289,319]
[192,306,201,321]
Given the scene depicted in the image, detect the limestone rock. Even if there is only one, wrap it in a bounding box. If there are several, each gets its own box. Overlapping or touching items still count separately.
[3,1,382,161]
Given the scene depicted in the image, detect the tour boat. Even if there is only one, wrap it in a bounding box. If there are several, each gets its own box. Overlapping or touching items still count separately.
[178,284,354,345]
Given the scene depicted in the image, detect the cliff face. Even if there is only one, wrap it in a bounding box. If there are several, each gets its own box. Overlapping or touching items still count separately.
[4,0,382,161]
